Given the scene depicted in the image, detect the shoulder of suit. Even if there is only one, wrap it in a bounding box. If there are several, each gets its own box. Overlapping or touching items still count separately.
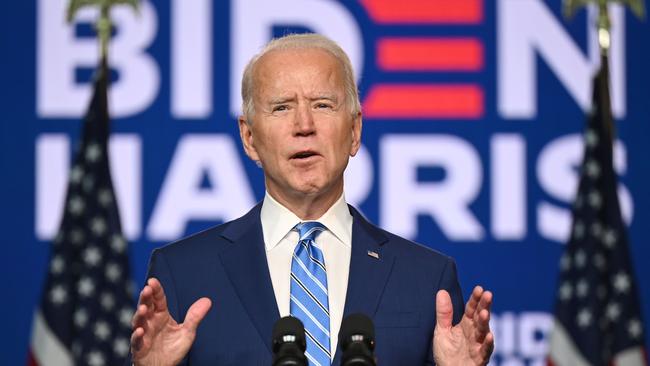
[154,202,263,257]
[349,204,454,265]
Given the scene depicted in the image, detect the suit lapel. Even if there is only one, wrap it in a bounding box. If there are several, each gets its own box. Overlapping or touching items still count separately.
[334,206,394,362]
[218,204,279,354]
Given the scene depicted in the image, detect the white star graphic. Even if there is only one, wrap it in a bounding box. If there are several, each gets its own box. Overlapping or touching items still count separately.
[82,176,95,192]
[606,302,621,321]
[83,247,102,267]
[54,231,64,245]
[101,292,115,310]
[559,282,572,301]
[91,217,107,237]
[106,263,122,282]
[575,249,587,268]
[94,321,111,341]
[573,221,585,239]
[68,196,85,216]
[119,308,133,328]
[593,253,606,271]
[576,279,589,298]
[602,229,618,249]
[87,350,105,366]
[74,308,88,328]
[585,129,599,148]
[585,160,601,179]
[588,190,602,209]
[71,341,82,357]
[591,222,603,238]
[50,255,65,274]
[574,194,584,209]
[85,143,102,163]
[50,285,68,305]
[560,254,571,271]
[70,165,84,184]
[577,308,592,328]
[70,228,85,245]
[98,189,113,207]
[113,338,130,357]
[78,277,95,297]
[111,235,127,253]
[628,319,643,339]
[612,272,630,294]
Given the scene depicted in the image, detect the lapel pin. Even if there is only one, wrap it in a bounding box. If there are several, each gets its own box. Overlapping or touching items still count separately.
[367,250,380,259]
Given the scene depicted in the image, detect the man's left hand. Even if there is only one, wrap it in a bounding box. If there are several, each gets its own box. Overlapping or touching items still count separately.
[433,286,494,366]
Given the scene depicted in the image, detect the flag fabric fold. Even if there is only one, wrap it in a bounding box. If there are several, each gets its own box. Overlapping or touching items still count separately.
[547,54,648,366]
[28,60,134,366]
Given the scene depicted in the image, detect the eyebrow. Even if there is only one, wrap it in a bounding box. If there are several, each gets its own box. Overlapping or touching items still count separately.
[268,96,296,105]
[309,94,339,103]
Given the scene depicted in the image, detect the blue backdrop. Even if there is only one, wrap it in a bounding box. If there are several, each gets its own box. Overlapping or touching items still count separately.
[1,0,649,364]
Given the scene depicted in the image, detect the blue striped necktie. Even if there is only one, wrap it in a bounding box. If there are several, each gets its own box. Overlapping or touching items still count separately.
[290,222,331,366]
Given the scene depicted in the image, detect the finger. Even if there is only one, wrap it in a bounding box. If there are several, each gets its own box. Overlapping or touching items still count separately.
[130,327,145,353]
[435,290,454,329]
[147,277,169,313]
[464,286,484,319]
[131,303,150,332]
[183,297,213,333]
[480,332,495,360]
[138,285,155,313]
[475,308,491,343]
[475,291,493,320]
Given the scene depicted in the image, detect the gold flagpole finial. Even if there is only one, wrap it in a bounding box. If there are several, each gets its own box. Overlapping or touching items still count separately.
[66,0,139,62]
[564,0,645,53]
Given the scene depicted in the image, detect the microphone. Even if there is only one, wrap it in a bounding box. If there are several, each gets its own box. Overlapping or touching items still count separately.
[272,316,308,366]
[339,313,377,366]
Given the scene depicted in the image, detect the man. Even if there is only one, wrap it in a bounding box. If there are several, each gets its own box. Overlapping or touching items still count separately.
[129,34,494,365]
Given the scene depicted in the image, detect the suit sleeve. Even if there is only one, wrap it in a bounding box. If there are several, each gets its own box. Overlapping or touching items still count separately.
[425,257,464,366]
[125,248,189,366]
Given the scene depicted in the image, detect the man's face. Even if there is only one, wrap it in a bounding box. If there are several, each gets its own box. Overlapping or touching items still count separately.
[239,48,362,204]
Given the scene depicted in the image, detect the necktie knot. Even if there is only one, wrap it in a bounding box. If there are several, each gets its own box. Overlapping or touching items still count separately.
[295,221,326,242]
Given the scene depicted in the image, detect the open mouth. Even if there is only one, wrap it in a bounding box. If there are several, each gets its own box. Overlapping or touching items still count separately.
[290,150,319,160]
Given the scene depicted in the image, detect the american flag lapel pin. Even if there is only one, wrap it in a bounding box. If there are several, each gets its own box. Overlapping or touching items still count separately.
[367,250,380,259]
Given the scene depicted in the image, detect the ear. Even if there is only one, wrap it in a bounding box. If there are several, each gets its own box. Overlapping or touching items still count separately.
[349,111,363,157]
[238,116,260,162]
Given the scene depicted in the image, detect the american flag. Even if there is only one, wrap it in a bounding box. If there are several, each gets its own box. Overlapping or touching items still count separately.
[547,54,648,365]
[28,59,135,366]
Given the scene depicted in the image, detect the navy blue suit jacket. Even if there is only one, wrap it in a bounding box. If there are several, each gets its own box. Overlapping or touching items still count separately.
[143,203,464,365]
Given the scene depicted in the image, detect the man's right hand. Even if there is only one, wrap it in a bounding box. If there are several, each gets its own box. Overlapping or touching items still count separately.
[130,278,212,366]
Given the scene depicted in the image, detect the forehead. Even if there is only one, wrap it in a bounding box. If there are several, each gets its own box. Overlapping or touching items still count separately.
[253,48,345,95]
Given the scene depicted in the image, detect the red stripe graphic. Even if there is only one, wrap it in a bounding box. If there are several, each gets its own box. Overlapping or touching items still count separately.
[359,0,483,24]
[378,38,484,71]
[363,84,484,119]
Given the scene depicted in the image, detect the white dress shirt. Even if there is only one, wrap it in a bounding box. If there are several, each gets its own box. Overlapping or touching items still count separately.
[260,192,352,359]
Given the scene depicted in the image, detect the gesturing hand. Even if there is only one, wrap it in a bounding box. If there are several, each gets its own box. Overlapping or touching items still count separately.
[130,278,212,366]
[433,286,494,366]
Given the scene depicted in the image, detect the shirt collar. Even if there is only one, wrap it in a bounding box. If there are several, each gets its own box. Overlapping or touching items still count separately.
[260,191,353,251]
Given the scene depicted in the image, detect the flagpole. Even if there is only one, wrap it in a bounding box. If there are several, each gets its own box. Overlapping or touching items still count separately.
[563,0,645,139]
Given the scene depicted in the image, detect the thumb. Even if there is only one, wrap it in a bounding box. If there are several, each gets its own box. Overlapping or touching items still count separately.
[435,290,453,330]
[183,297,212,333]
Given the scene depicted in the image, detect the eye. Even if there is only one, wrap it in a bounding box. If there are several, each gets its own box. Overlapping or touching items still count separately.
[272,105,289,112]
[315,102,333,109]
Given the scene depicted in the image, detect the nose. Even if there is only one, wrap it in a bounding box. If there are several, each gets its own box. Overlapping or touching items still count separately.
[293,103,316,136]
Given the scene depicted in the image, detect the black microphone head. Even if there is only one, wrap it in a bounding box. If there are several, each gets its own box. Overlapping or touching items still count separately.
[273,316,307,353]
[339,313,375,351]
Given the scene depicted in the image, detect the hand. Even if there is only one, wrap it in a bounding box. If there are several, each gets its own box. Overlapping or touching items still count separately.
[130,278,212,366]
[433,286,494,366]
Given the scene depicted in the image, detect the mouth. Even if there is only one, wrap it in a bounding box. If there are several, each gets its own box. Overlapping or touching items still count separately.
[290,150,320,160]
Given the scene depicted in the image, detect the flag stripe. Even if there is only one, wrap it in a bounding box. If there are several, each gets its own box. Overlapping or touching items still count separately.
[30,311,73,366]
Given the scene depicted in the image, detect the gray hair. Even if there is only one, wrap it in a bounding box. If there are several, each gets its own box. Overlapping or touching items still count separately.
[240,33,361,120]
